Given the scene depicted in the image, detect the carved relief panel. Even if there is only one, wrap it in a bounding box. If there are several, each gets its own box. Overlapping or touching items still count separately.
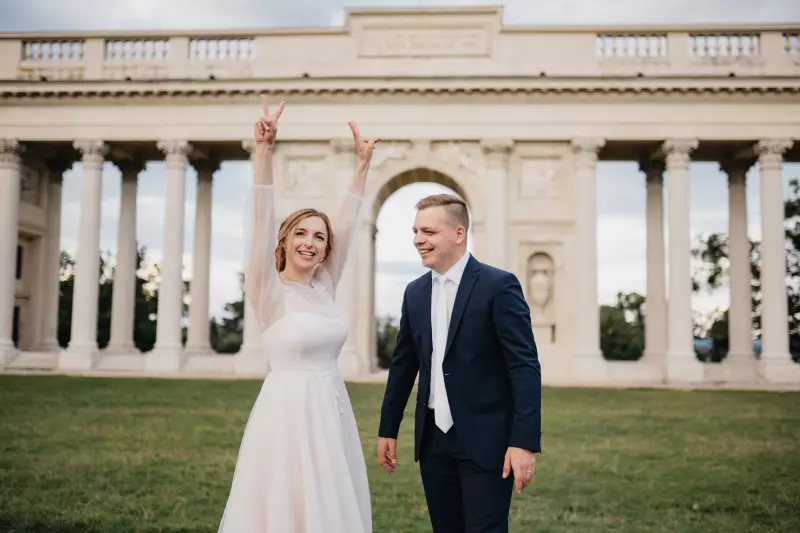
[277,142,332,200]
[510,143,572,223]
[284,156,326,198]
[19,163,42,207]
[526,251,555,326]
[519,158,560,200]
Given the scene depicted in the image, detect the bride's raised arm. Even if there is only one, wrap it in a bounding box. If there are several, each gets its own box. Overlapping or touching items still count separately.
[244,95,286,332]
[320,121,380,292]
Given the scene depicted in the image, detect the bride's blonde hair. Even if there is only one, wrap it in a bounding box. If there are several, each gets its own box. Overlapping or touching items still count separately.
[275,208,334,272]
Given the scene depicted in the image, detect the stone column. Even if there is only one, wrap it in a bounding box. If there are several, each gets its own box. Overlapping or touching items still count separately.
[329,139,363,378]
[38,158,72,352]
[235,139,268,375]
[106,159,144,354]
[0,140,23,365]
[755,139,794,382]
[147,140,191,372]
[641,160,667,368]
[356,220,378,374]
[662,139,704,383]
[60,140,107,371]
[722,158,757,380]
[570,138,605,381]
[481,139,513,270]
[185,159,218,355]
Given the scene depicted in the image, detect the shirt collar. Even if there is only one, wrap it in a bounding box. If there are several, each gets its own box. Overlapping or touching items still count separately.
[433,251,470,285]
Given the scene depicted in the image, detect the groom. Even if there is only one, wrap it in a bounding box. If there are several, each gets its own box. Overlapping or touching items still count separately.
[377,193,542,532]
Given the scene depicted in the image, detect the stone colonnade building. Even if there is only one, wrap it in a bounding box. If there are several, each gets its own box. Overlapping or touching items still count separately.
[1,7,799,387]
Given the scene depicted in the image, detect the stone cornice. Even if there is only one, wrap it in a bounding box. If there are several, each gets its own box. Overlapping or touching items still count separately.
[2,78,799,101]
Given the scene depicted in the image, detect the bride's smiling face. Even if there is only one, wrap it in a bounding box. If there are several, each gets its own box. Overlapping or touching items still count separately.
[285,215,329,273]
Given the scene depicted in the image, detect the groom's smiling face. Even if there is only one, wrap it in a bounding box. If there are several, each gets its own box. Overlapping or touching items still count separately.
[413,205,465,274]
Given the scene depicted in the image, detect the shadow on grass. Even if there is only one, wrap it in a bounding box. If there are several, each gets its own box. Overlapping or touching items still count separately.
[0,517,208,533]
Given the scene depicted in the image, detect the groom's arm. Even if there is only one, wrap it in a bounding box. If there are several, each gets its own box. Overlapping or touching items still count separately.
[378,287,419,438]
[492,272,542,453]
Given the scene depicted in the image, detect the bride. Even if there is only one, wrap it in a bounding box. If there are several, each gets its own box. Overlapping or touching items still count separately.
[217,95,379,533]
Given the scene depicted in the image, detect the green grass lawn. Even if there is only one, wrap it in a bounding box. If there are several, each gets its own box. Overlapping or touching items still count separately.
[0,375,798,532]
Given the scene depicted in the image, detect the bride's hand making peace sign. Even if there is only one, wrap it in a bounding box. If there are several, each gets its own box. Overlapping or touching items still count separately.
[255,93,286,147]
[348,121,380,167]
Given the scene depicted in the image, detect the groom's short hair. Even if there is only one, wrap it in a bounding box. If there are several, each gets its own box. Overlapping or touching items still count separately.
[415,193,470,231]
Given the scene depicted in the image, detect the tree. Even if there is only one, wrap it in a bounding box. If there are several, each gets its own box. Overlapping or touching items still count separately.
[57,246,182,352]
[213,273,245,354]
[376,316,398,369]
[600,291,645,360]
[691,177,800,361]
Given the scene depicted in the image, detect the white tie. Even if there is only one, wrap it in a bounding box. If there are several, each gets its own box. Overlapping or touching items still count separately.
[433,275,453,433]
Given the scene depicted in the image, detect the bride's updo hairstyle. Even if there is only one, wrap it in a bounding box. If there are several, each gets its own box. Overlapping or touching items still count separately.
[275,208,334,272]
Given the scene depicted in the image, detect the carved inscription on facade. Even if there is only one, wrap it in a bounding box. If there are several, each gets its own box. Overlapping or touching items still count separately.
[358,26,491,57]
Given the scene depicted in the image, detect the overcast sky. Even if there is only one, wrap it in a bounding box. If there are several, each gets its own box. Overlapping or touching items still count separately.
[2,0,798,31]
[3,0,799,324]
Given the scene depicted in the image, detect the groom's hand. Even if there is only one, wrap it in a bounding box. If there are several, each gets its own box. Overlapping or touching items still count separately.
[503,447,536,494]
[377,437,397,474]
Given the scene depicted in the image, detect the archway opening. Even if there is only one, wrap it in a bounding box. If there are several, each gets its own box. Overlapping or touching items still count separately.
[370,168,473,371]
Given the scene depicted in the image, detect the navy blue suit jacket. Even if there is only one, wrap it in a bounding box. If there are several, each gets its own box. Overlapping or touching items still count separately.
[378,254,542,471]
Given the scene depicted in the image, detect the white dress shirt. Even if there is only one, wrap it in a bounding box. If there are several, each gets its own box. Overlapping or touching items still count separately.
[429,251,471,413]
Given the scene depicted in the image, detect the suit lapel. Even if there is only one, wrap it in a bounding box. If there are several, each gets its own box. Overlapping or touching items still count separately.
[444,257,480,358]
[419,272,433,365]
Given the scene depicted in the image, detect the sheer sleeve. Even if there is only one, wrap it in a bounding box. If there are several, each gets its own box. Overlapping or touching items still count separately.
[316,192,363,296]
[244,184,284,333]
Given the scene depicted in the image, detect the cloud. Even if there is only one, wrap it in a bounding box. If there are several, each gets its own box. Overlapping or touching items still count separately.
[2,0,797,32]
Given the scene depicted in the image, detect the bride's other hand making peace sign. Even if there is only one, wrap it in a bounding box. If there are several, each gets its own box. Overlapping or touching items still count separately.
[254,93,285,147]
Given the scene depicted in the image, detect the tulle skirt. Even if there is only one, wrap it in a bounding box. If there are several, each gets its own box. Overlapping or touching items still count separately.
[217,369,372,533]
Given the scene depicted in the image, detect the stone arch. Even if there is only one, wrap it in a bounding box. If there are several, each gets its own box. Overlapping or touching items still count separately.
[352,158,483,375]
[363,155,482,225]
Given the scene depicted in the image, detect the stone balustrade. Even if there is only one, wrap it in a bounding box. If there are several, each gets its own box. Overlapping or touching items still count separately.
[1,8,798,82]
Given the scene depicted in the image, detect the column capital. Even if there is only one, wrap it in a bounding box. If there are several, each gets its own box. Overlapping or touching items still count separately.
[73,139,108,158]
[481,139,514,168]
[639,159,665,184]
[241,139,256,154]
[0,139,24,170]
[192,158,220,177]
[755,139,793,171]
[157,140,192,167]
[241,139,276,159]
[480,139,514,154]
[571,137,605,167]
[720,158,753,186]
[661,138,698,171]
[73,140,107,171]
[114,158,146,180]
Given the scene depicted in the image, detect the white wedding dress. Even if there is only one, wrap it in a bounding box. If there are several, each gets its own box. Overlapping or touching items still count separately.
[217,184,371,533]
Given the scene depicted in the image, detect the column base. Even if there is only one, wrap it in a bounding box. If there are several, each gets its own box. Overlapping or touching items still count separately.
[59,344,100,372]
[760,355,800,384]
[104,340,136,354]
[37,339,61,353]
[183,345,213,357]
[571,351,608,382]
[96,350,146,373]
[234,349,269,378]
[145,345,185,373]
[666,353,705,384]
[1,343,19,368]
[183,352,234,375]
[717,354,759,383]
